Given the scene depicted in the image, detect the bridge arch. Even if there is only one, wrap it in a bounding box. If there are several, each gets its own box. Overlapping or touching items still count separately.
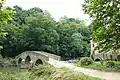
[15,51,61,68]
[35,59,43,65]
[94,58,101,61]
[25,55,31,64]
[117,55,120,61]
[18,58,22,64]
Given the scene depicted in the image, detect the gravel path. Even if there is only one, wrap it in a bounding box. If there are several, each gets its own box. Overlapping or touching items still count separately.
[48,58,120,80]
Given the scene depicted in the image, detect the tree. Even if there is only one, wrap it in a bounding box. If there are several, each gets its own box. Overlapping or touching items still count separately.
[71,33,90,58]
[0,0,14,25]
[57,17,90,59]
[24,13,59,54]
[13,5,28,25]
[0,24,22,57]
[83,0,120,53]
[13,6,43,25]
[0,0,14,48]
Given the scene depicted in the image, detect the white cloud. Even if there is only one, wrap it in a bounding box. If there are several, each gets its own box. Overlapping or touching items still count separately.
[4,0,91,25]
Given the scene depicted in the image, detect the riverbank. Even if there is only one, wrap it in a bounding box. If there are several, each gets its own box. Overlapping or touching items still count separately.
[0,65,101,80]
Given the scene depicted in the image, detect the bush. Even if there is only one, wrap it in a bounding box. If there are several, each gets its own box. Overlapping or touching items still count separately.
[105,61,115,68]
[0,57,17,67]
[79,57,93,66]
[76,60,120,72]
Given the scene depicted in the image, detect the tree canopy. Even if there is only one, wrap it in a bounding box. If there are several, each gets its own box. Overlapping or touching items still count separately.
[0,0,14,48]
[83,0,120,53]
[0,5,91,59]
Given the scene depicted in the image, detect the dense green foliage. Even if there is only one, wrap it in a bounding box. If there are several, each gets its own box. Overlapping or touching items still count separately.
[83,0,120,53]
[0,0,14,48]
[0,5,91,59]
[79,57,93,66]
[105,61,115,68]
[0,0,14,25]
[0,54,17,67]
[83,0,120,52]
[0,65,101,80]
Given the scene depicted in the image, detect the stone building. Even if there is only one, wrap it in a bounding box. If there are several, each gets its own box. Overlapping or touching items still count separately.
[90,40,120,61]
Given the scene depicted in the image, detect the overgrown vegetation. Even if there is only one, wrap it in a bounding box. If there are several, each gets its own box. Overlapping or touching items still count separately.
[76,60,120,72]
[79,57,93,66]
[0,54,17,68]
[0,65,102,80]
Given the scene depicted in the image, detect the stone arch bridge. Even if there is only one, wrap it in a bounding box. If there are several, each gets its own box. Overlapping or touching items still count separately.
[15,51,61,68]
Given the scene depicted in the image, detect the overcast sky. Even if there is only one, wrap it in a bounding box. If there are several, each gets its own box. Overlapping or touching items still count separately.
[4,0,91,25]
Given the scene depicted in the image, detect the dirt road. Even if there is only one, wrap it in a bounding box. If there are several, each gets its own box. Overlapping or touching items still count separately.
[48,58,120,80]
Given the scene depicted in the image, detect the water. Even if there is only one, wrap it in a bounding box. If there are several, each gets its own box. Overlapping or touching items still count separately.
[0,67,27,73]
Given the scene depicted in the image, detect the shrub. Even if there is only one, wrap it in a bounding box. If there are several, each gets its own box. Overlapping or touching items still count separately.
[29,64,56,80]
[79,57,93,66]
[105,61,115,68]
[0,57,17,67]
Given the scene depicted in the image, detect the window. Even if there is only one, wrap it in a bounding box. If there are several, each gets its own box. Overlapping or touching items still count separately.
[110,55,113,60]
[92,51,95,54]
[92,44,94,47]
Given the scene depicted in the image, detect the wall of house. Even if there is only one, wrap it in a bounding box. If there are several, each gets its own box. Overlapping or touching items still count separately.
[90,40,120,61]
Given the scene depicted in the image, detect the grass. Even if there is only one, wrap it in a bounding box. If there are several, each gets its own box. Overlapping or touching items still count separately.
[76,61,120,72]
[0,65,102,80]
[55,67,102,80]
[0,67,20,73]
